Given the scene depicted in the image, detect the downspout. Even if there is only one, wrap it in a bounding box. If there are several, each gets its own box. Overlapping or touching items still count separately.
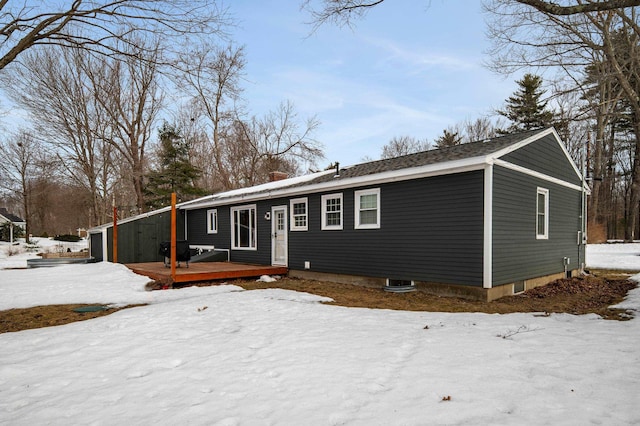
[483,163,493,289]
[102,227,108,262]
[579,144,588,273]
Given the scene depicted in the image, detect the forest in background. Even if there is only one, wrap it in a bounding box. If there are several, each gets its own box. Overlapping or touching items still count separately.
[0,1,638,242]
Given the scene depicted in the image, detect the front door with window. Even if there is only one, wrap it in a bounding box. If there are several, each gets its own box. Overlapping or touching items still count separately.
[271,206,287,266]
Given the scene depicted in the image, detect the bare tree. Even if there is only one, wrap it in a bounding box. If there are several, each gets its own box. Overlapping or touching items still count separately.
[230,101,324,187]
[0,46,116,225]
[178,43,246,191]
[174,101,221,192]
[302,0,640,28]
[380,135,431,159]
[93,39,164,213]
[460,117,502,143]
[485,2,640,238]
[514,0,640,16]
[0,1,229,70]
[0,131,53,242]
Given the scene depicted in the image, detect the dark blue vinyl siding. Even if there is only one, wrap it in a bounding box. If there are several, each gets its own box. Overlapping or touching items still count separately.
[492,166,583,285]
[187,200,281,265]
[185,171,485,285]
[500,133,582,186]
[187,208,230,248]
[289,171,485,286]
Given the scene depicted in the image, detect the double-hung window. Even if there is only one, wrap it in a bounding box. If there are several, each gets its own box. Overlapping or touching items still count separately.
[355,188,380,229]
[321,193,343,230]
[206,209,218,234]
[536,188,549,239]
[231,204,257,249]
[290,198,308,231]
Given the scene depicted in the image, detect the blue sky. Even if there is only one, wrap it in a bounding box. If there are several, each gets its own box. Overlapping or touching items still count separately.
[228,0,522,167]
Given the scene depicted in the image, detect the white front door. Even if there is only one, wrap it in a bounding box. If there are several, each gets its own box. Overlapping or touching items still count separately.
[271,206,287,266]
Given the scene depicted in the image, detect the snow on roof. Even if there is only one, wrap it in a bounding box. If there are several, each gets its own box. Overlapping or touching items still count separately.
[179,169,336,209]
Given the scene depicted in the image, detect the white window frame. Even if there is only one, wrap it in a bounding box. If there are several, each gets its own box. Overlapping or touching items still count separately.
[206,209,218,234]
[536,187,549,240]
[231,204,257,250]
[290,197,308,231]
[321,193,343,230]
[354,188,380,229]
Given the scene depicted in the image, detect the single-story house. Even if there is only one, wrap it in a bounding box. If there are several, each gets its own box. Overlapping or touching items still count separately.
[0,207,26,243]
[90,127,587,300]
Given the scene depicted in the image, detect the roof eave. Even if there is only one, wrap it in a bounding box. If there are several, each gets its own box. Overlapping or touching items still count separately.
[181,155,489,210]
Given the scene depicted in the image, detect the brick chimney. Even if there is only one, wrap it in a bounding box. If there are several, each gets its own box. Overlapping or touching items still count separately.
[268,171,288,182]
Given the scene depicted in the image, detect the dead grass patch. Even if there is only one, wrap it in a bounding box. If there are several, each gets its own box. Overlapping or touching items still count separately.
[1,273,636,334]
[0,304,144,334]
[236,274,636,320]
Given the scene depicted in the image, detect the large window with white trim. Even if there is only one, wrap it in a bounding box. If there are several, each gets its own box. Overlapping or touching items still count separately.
[355,188,380,229]
[536,187,549,239]
[321,193,343,230]
[231,205,257,249]
[206,209,218,234]
[290,198,308,231]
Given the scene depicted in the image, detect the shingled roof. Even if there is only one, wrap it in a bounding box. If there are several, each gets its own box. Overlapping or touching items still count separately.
[305,128,547,185]
[180,127,554,209]
[0,208,25,223]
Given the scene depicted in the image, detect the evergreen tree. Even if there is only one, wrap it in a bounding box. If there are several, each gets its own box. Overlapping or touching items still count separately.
[144,122,207,210]
[435,129,462,149]
[498,74,555,133]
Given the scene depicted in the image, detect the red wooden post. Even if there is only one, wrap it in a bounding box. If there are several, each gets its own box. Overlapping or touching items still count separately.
[171,192,177,281]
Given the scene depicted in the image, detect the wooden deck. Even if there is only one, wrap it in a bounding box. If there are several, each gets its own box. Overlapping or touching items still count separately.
[126,261,288,284]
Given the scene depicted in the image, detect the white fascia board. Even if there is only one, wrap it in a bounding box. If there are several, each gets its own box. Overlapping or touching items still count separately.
[494,159,588,192]
[88,206,172,232]
[181,156,488,210]
[489,127,583,182]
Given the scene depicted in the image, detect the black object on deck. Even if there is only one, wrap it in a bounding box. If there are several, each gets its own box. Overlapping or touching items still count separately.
[159,241,191,268]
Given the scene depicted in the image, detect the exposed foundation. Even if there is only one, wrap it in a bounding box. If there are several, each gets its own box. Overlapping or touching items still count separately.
[289,269,581,302]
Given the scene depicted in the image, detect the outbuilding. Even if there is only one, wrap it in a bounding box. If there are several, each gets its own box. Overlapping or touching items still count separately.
[0,207,26,243]
[91,127,587,300]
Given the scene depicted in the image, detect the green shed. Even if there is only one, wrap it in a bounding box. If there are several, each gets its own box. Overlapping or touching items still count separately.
[89,207,186,264]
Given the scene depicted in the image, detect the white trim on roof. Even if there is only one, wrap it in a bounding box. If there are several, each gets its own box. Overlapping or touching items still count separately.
[181,128,586,211]
[88,206,172,232]
[494,159,586,192]
[181,158,488,210]
[90,128,587,229]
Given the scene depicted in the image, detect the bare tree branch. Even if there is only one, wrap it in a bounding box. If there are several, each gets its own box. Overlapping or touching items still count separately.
[302,0,386,30]
[515,0,640,16]
[0,1,230,70]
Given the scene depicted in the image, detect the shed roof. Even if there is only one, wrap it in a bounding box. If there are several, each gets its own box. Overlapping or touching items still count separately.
[0,208,25,224]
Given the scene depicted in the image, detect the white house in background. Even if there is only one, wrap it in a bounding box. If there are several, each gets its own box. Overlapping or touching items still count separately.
[0,208,26,243]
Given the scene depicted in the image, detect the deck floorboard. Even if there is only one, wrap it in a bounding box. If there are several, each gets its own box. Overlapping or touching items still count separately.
[126,262,288,284]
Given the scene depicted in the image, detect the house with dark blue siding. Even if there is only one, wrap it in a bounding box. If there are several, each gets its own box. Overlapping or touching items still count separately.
[89,127,587,300]
[173,127,587,300]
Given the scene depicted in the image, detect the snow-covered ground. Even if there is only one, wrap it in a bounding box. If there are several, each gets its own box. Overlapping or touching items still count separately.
[0,241,639,425]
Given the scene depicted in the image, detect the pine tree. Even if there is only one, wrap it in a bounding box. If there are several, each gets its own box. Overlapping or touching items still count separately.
[498,74,555,133]
[144,122,207,210]
[435,129,462,149]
